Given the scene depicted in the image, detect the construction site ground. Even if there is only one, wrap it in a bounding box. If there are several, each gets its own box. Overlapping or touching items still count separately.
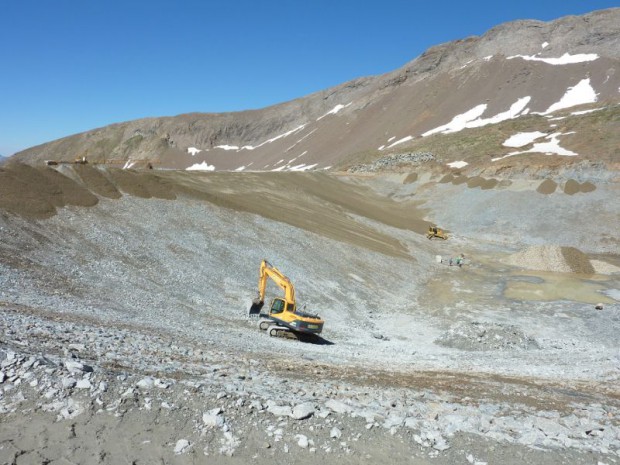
[0,163,619,464]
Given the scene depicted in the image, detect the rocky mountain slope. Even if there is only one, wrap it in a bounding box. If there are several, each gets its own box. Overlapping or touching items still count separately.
[1,8,619,465]
[12,8,620,173]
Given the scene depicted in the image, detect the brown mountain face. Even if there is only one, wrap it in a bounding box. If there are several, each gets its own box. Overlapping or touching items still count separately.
[13,8,620,173]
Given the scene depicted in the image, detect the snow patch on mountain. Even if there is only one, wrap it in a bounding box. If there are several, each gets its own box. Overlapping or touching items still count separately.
[502,131,547,148]
[447,161,468,169]
[187,161,215,171]
[507,52,599,65]
[422,97,530,137]
[385,136,414,150]
[187,147,202,156]
[542,78,598,115]
[317,103,351,121]
[493,132,577,161]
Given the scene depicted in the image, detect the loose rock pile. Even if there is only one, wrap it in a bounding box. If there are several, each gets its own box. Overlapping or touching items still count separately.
[506,245,595,274]
[435,321,540,351]
[1,307,618,463]
[348,152,435,173]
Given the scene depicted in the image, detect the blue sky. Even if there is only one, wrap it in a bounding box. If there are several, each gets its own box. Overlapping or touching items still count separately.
[1,0,617,156]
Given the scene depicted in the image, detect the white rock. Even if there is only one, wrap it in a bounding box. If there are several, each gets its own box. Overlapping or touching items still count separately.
[383,415,404,429]
[174,439,191,455]
[136,377,154,390]
[203,409,225,428]
[330,427,342,439]
[61,377,77,389]
[296,434,309,448]
[292,402,315,420]
[267,404,293,417]
[75,379,92,389]
[154,378,170,389]
[64,360,92,373]
[325,399,353,414]
[432,436,450,451]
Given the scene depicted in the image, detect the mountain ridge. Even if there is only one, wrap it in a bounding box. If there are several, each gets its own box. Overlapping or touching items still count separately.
[12,8,620,173]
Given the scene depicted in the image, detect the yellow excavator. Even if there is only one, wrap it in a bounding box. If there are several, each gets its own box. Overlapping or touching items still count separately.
[249,259,324,340]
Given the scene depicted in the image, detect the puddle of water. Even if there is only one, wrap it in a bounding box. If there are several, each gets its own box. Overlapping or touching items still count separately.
[504,271,615,304]
[603,289,620,301]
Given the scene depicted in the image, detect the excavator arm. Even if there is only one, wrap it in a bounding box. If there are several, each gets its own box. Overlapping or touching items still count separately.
[257,259,296,310]
[249,259,296,315]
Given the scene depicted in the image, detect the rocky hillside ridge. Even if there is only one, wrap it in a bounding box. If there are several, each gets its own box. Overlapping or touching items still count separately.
[12,8,620,174]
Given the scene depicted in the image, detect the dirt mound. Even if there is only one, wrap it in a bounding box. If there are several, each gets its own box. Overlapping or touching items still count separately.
[435,321,539,351]
[507,245,595,274]
[564,179,597,195]
[536,179,557,194]
[561,247,596,274]
[0,163,98,219]
[403,172,418,184]
[480,178,498,190]
[74,165,122,199]
[466,176,484,188]
[564,179,581,195]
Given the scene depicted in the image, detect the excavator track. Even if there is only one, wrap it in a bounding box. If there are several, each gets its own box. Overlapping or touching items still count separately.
[267,325,298,339]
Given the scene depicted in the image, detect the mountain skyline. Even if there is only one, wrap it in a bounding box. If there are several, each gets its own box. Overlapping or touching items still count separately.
[2,1,620,156]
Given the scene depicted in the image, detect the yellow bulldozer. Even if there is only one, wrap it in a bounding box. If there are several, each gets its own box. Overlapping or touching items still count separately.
[249,259,324,341]
[427,225,448,240]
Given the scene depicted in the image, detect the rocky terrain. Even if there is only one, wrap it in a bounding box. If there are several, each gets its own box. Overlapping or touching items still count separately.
[1,7,619,465]
[0,161,619,464]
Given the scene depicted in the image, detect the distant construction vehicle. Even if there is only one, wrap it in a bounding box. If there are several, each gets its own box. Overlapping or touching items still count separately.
[249,259,324,340]
[427,225,448,240]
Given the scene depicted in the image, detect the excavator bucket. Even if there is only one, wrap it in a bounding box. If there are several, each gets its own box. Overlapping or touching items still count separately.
[249,298,264,316]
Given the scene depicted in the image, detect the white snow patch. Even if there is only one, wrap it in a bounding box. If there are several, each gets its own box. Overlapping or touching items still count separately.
[507,52,599,65]
[286,129,317,152]
[541,42,549,49]
[542,78,598,115]
[447,161,468,169]
[467,97,531,128]
[388,136,396,142]
[122,161,136,170]
[483,55,493,61]
[502,131,546,148]
[378,145,386,151]
[386,135,413,149]
[492,132,577,161]
[220,125,307,153]
[317,103,351,121]
[235,166,246,171]
[422,97,530,137]
[187,147,202,156]
[289,163,318,171]
[422,104,487,136]
[571,108,603,116]
[186,161,215,171]
[459,59,474,69]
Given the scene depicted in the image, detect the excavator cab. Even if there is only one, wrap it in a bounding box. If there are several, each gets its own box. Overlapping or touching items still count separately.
[270,297,286,314]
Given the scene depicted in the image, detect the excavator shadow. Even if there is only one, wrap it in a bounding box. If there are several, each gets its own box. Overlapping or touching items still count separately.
[310,335,334,346]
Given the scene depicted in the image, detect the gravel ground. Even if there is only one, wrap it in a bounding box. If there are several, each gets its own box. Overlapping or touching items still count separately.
[1,168,619,464]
